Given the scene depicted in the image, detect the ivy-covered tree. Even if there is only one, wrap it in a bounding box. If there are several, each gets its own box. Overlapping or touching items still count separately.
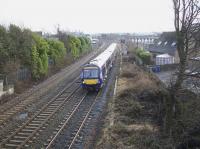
[31,33,49,79]
[56,29,91,58]
[8,24,23,61]
[47,39,66,65]
[19,29,34,66]
[67,35,80,58]
[31,45,40,79]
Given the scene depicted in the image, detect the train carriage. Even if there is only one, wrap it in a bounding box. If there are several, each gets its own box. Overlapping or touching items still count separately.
[81,43,117,91]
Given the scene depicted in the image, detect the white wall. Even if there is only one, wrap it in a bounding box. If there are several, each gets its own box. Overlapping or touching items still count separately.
[156,56,175,65]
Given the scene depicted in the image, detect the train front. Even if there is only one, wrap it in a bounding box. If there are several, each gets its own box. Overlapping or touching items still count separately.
[81,64,102,91]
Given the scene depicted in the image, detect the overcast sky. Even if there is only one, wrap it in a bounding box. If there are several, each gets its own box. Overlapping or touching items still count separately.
[1,0,175,33]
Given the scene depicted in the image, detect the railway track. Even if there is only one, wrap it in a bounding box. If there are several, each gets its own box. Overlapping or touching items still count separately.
[0,76,80,126]
[0,80,83,149]
[0,43,107,126]
[45,92,99,149]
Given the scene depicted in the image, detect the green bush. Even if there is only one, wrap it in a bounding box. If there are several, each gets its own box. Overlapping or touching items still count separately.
[135,48,152,65]
[31,33,49,79]
[47,39,66,65]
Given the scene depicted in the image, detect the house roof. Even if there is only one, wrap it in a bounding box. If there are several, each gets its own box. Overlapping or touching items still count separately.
[156,53,173,58]
[190,57,200,61]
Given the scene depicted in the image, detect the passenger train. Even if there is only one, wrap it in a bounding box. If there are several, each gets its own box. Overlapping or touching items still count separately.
[81,43,117,91]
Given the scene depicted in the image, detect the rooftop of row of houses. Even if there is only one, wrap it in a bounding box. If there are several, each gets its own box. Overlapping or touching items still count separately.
[148,32,177,56]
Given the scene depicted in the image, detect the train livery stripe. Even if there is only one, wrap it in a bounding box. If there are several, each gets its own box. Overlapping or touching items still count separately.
[83,79,98,85]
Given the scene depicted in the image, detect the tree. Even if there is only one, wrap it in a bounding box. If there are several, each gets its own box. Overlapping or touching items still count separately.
[0,25,9,70]
[66,35,81,58]
[164,0,200,134]
[31,33,49,79]
[47,39,66,65]
[78,37,86,53]
[19,29,34,66]
[8,24,22,61]
[31,45,40,80]
[172,0,200,90]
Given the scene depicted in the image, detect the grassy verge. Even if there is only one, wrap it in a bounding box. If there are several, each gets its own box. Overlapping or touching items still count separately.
[96,57,168,148]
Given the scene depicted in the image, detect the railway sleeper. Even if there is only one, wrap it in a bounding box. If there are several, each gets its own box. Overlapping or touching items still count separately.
[6,112,15,115]
[42,112,52,114]
[5,143,18,147]
[48,106,58,109]
[49,103,60,106]
[21,129,34,132]
[45,110,54,113]
[35,117,46,120]
[28,123,40,126]
[53,102,63,105]
[10,139,24,143]
[17,132,31,136]
[25,126,38,129]
[13,136,27,139]
[0,114,9,117]
[54,100,64,102]
[56,97,66,100]
[59,95,70,98]
[15,107,23,110]
[31,120,42,124]
[37,115,47,118]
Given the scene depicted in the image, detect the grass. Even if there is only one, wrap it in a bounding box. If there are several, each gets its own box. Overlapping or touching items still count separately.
[96,61,166,149]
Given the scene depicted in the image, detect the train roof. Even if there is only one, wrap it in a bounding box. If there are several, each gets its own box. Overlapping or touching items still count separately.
[89,43,117,68]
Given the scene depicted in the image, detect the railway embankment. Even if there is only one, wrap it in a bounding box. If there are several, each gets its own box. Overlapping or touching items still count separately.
[96,57,167,148]
[96,50,200,148]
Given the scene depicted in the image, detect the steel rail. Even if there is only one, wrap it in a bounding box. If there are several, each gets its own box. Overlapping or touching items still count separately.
[67,95,99,149]
[45,93,88,149]
[0,80,81,148]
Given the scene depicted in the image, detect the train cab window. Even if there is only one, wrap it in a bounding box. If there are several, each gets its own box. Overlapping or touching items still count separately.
[83,69,99,78]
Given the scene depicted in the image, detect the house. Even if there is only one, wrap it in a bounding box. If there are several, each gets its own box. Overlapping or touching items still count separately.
[0,80,14,99]
[148,32,179,64]
[156,53,175,65]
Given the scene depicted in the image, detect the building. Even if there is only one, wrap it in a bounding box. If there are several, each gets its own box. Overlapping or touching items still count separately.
[156,53,175,65]
[148,32,179,64]
[0,80,14,98]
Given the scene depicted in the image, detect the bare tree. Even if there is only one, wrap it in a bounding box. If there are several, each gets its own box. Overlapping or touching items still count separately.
[164,0,200,134]
[172,0,200,91]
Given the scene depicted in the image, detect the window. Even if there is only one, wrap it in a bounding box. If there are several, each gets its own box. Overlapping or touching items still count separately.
[83,69,99,78]
[171,42,176,47]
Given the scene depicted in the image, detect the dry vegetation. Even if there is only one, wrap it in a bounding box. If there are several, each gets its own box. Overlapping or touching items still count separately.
[96,60,167,149]
[96,52,200,149]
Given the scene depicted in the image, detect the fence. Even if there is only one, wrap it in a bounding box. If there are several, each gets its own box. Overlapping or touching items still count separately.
[16,68,31,81]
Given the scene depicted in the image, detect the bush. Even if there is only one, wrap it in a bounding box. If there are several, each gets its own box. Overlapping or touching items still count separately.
[47,39,66,65]
[135,48,152,65]
[31,33,49,79]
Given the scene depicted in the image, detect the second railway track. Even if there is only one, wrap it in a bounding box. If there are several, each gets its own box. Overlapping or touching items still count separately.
[0,80,83,149]
[45,92,99,149]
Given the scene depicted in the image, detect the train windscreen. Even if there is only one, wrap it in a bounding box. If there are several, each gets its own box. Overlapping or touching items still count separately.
[83,69,98,79]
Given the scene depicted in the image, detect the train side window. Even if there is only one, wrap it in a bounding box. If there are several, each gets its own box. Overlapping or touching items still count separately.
[100,71,103,79]
[102,66,106,77]
[80,72,83,79]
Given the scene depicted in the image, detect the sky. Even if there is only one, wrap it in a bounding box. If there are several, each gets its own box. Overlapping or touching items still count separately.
[0,0,175,33]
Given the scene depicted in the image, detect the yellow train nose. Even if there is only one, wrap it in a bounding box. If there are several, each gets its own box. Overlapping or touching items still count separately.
[83,79,98,85]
